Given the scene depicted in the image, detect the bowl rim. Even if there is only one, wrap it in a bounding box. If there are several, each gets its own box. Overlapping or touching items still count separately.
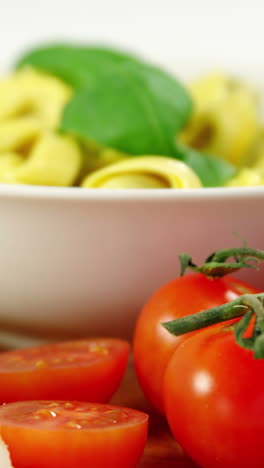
[0,183,264,202]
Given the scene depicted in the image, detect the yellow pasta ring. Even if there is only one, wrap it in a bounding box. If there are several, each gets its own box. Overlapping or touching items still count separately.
[12,133,83,187]
[245,129,264,167]
[0,67,72,128]
[0,117,43,153]
[82,145,127,174]
[188,72,229,110]
[82,156,202,189]
[0,152,24,183]
[180,73,259,166]
[226,168,264,187]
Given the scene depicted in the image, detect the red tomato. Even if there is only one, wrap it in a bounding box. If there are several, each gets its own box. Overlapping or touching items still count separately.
[163,319,264,468]
[0,339,129,403]
[133,273,259,412]
[0,400,148,468]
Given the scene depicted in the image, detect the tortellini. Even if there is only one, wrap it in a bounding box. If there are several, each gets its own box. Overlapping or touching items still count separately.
[227,129,264,186]
[227,153,264,187]
[82,146,127,173]
[0,134,82,187]
[0,65,263,189]
[180,73,260,166]
[0,68,82,187]
[226,167,264,187]
[82,156,202,189]
[0,153,24,183]
[0,67,72,128]
[244,128,264,167]
[0,118,43,153]
[0,68,134,188]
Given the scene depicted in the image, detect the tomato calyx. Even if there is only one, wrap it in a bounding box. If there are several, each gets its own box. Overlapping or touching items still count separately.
[234,295,264,358]
[179,246,264,278]
[163,292,264,358]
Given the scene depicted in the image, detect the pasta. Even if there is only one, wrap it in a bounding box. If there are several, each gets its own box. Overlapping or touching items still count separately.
[0,68,82,186]
[0,59,263,189]
[82,156,202,189]
[0,67,71,127]
[0,134,82,187]
[0,153,24,183]
[0,118,43,153]
[82,147,127,173]
[226,129,264,186]
[180,73,260,166]
[226,167,264,186]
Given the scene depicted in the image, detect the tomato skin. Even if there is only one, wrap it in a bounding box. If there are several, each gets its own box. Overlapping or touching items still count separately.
[133,273,259,413]
[0,401,148,468]
[164,320,264,468]
[0,339,129,403]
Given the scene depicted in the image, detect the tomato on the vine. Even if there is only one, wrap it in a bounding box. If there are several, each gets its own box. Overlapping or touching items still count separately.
[0,338,129,403]
[134,271,259,412]
[0,400,148,468]
[163,317,264,468]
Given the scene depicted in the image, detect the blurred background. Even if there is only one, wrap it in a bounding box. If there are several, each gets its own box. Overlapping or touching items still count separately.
[1,0,263,75]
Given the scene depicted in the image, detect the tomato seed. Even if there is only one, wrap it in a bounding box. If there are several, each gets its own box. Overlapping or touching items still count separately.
[64,403,75,409]
[90,346,109,355]
[65,421,82,429]
[35,360,47,368]
[35,409,57,418]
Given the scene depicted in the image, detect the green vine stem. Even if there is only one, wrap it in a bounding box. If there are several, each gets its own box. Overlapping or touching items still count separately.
[163,293,264,358]
[179,246,264,278]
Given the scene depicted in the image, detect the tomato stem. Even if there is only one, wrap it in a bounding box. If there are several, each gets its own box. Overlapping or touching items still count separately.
[179,246,264,278]
[163,293,258,335]
[163,293,264,358]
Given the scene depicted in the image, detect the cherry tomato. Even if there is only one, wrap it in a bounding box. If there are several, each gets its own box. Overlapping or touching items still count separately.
[133,273,259,412]
[0,339,129,403]
[0,400,148,468]
[163,319,264,468]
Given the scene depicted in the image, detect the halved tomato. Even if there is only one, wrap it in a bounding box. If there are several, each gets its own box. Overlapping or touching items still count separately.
[0,400,148,468]
[0,339,129,403]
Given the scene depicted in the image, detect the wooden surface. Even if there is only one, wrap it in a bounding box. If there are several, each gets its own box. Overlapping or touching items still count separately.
[112,364,198,468]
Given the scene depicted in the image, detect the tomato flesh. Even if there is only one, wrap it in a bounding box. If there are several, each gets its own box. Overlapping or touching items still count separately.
[0,401,148,468]
[164,320,264,468]
[0,339,129,403]
[133,273,259,412]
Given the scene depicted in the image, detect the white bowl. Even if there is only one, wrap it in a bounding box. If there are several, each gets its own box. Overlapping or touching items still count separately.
[0,183,264,347]
[1,55,264,348]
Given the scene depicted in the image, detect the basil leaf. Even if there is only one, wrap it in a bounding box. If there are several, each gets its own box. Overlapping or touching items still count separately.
[16,43,232,187]
[131,64,192,135]
[15,43,143,89]
[61,65,192,156]
[16,43,192,155]
[174,143,236,187]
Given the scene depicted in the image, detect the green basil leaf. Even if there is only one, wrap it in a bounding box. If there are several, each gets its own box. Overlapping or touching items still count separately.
[15,43,144,89]
[61,65,192,156]
[16,43,192,155]
[174,143,236,187]
[131,64,192,135]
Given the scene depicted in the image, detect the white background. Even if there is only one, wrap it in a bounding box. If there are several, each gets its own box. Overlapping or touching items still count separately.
[0,0,264,75]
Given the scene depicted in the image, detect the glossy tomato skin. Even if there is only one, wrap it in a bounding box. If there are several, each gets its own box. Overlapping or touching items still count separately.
[133,273,259,413]
[164,320,264,468]
[0,339,129,403]
[0,401,148,468]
